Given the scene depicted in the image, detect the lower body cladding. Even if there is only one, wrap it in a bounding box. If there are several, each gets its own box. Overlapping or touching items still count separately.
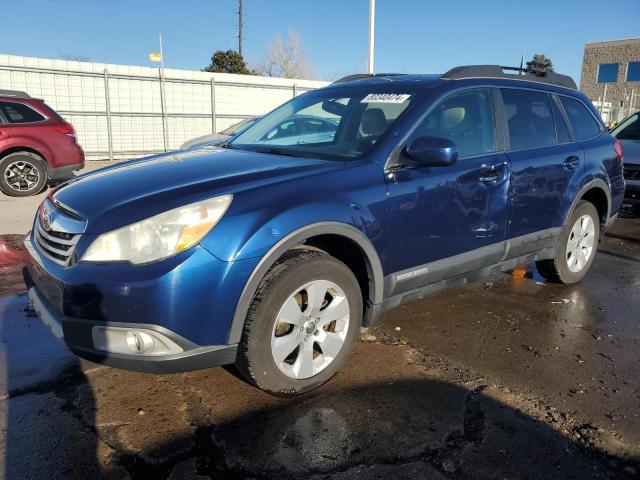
[22,236,256,373]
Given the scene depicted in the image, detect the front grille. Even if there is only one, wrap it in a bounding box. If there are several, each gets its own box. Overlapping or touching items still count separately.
[624,165,640,180]
[34,220,80,265]
[33,200,84,266]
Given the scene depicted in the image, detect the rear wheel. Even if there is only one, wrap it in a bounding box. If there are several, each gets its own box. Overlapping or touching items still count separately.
[536,200,600,284]
[0,152,48,197]
[236,249,362,396]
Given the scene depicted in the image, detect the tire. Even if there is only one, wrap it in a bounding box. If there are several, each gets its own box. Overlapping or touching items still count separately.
[236,249,363,396]
[536,200,600,284]
[0,152,48,197]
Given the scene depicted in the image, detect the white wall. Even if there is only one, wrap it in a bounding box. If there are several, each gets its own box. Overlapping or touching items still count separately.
[0,54,328,160]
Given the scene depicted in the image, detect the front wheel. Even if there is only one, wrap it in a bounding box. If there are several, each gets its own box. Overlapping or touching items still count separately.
[236,249,362,396]
[0,152,48,197]
[536,200,600,284]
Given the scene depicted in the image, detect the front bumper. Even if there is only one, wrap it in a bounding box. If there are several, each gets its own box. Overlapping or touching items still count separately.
[25,271,238,373]
[23,231,257,373]
[623,182,640,206]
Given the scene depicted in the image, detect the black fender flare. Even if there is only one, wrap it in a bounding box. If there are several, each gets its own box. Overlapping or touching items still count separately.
[227,222,384,344]
[564,178,611,227]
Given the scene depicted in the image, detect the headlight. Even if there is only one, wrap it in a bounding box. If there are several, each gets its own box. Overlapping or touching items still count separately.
[81,195,232,264]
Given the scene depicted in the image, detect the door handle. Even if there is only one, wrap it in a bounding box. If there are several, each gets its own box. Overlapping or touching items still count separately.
[478,162,508,186]
[563,155,580,171]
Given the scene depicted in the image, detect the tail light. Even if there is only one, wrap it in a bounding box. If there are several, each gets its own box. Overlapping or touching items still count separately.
[614,139,624,159]
[54,123,76,138]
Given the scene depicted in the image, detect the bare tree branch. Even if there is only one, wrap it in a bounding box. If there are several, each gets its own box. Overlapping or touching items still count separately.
[255,29,313,79]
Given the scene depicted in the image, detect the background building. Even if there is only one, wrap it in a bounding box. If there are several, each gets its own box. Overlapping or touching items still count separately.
[580,38,640,124]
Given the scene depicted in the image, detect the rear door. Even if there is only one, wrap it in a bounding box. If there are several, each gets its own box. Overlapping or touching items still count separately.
[385,88,510,289]
[501,88,584,240]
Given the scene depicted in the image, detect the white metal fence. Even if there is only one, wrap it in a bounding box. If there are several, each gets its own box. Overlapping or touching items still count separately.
[0,54,328,160]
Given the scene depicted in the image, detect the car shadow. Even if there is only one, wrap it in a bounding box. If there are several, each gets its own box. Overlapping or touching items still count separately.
[3,292,640,479]
[93,376,638,479]
[0,294,105,480]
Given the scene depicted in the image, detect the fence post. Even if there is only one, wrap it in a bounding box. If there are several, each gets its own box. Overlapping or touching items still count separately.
[103,69,114,162]
[211,77,217,133]
[293,83,298,98]
[159,69,168,152]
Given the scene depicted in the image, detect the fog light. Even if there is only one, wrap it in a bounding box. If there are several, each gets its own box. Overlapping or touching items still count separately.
[92,326,184,356]
[126,331,155,353]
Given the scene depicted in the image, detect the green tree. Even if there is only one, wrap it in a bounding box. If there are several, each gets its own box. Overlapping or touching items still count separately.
[526,54,554,73]
[203,50,254,75]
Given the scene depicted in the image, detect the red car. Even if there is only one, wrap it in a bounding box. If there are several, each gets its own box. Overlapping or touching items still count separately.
[0,90,84,197]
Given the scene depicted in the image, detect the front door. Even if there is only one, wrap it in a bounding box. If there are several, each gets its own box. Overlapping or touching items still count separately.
[385,88,510,291]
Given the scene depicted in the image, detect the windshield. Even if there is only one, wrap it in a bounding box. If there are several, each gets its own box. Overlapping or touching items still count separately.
[230,89,415,160]
[222,117,257,136]
[612,113,639,140]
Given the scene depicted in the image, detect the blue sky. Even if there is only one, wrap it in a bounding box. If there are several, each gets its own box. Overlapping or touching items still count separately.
[1,0,639,83]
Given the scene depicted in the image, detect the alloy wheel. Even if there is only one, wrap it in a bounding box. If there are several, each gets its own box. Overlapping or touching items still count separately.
[271,279,350,380]
[4,160,40,192]
[565,214,596,273]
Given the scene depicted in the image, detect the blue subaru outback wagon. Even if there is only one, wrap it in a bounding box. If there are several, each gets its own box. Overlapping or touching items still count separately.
[24,65,625,395]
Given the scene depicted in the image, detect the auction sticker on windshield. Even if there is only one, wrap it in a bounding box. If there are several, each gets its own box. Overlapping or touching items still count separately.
[361,93,411,103]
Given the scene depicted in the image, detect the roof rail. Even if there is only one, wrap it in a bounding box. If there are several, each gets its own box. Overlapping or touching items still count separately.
[0,89,32,99]
[441,65,577,90]
[332,73,404,84]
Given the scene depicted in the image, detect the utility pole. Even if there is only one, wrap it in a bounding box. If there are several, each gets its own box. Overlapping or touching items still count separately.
[238,0,243,56]
[159,32,168,152]
[367,0,375,74]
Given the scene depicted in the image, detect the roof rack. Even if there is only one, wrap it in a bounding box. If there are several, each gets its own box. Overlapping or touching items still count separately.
[0,89,32,99]
[332,73,404,84]
[441,65,577,90]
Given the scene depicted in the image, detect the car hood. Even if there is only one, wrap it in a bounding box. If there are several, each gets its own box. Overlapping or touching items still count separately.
[52,148,341,233]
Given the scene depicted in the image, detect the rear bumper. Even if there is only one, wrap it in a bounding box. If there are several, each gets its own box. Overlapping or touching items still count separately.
[49,162,84,183]
[25,273,238,373]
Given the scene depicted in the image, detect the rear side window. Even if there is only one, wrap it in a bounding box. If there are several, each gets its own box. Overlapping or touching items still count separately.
[407,88,495,158]
[0,101,46,124]
[559,97,601,141]
[501,88,556,150]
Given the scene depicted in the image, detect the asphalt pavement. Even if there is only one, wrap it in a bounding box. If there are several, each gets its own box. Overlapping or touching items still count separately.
[0,188,639,478]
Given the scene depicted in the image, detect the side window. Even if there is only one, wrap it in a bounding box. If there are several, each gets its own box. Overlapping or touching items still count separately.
[612,114,640,141]
[0,101,46,124]
[559,97,602,141]
[407,89,495,158]
[550,96,571,143]
[501,88,556,150]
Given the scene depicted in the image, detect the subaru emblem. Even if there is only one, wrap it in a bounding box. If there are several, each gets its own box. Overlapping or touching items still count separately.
[42,208,51,231]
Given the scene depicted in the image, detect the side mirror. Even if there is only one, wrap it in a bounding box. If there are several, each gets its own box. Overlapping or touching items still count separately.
[404,137,458,167]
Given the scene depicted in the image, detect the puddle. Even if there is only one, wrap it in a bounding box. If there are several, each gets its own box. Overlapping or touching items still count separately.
[0,234,26,296]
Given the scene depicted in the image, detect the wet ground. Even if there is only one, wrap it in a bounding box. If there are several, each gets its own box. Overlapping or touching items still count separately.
[0,214,639,479]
